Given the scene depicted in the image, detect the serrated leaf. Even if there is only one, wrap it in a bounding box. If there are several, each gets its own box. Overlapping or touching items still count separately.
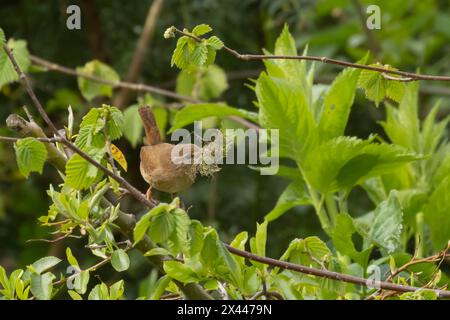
[192,24,212,36]
[133,203,172,245]
[190,42,208,68]
[206,36,224,50]
[76,60,119,101]
[358,64,406,106]
[265,180,310,222]
[0,39,31,87]
[105,106,124,140]
[14,137,48,178]
[303,137,422,193]
[163,261,199,283]
[169,103,256,133]
[111,249,130,272]
[256,73,317,161]
[171,36,189,69]
[65,148,105,190]
[148,212,176,243]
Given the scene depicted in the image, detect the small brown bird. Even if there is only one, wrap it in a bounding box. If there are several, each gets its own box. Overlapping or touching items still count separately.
[139,106,196,200]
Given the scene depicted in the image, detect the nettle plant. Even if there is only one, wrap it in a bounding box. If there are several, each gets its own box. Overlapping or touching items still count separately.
[0,24,449,300]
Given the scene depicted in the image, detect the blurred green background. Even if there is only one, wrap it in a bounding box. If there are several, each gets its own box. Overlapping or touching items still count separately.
[1,0,449,297]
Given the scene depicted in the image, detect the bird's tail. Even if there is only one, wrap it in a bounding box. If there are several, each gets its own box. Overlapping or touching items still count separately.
[139,106,162,145]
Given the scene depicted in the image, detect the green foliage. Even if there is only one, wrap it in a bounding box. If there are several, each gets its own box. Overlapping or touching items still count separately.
[14,138,48,178]
[358,64,406,106]
[169,103,257,133]
[0,36,30,88]
[170,25,224,71]
[111,249,130,272]
[76,60,120,101]
[176,64,228,100]
[265,180,310,222]
[303,136,421,193]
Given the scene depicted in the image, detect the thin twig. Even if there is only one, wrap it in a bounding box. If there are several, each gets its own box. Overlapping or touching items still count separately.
[0,136,62,143]
[172,27,450,82]
[224,244,450,298]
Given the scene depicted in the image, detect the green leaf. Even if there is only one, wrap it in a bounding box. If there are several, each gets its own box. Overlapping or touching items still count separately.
[123,105,143,148]
[73,270,90,294]
[206,36,224,50]
[171,36,189,69]
[105,105,124,140]
[149,275,171,300]
[176,64,228,100]
[366,191,403,253]
[380,82,420,151]
[0,28,5,43]
[74,108,106,150]
[167,208,191,254]
[68,290,83,300]
[65,148,105,190]
[66,247,79,269]
[148,211,176,243]
[265,180,310,222]
[331,214,372,267]
[163,261,199,283]
[133,203,172,244]
[255,73,317,161]
[0,38,31,87]
[144,247,173,257]
[169,103,256,133]
[30,256,61,275]
[424,176,450,250]
[279,236,331,268]
[254,220,268,257]
[14,138,48,178]
[30,272,55,300]
[303,137,422,193]
[192,24,212,36]
[188,220,204,257]
[111,249,130,272]
[76,60,120,101]
[318,55,368,141]
[358,63,406,106]
[109,280,124,300]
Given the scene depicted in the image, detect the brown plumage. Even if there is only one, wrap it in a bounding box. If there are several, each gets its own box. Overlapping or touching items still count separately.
[139,107,196,199]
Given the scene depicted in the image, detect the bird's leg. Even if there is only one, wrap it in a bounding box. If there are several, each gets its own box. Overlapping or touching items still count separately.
[146,187,153,201]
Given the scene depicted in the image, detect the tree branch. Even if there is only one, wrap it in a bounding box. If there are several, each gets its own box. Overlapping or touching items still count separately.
[172,27,450,82]
[224,244,450,299]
